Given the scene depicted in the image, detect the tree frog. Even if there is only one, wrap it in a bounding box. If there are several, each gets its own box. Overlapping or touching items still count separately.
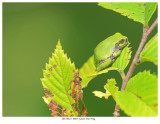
[94,32,128,71]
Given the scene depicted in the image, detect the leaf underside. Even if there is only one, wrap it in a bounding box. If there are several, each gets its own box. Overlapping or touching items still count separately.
[140,33,158,65]
[145,3,157,27]
[98,2,146,24]
[98,2,157,26]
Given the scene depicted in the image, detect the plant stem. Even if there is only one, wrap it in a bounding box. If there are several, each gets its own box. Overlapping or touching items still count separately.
[121,18,158,91]
[113,104,120,117]
[113,18,158,117]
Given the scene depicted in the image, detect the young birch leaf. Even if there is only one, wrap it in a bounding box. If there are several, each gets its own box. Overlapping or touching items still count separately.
[92,91,110,99]
[104,78,119,96]
[125,71,158,114]
[93,71,157,116]
[145,3,157,27]
[140,33,158,65]
[79,55,117,89]
[79,59,123,89]
[79,55,96,88]
[117,71,157,117]
[98,2,145,24]
[112,46,132,71]
[116,90,157,117]
[80,46,131,88]
[41,40,78,116]
[93,79,119,99]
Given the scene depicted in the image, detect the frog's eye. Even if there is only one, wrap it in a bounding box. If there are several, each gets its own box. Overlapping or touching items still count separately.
[118,39,128,48]
[121,39,128,44]
[119,39,124,43]
[115,43,119,48]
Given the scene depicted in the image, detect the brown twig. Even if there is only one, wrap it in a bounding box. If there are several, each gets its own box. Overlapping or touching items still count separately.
[113,18,158,117]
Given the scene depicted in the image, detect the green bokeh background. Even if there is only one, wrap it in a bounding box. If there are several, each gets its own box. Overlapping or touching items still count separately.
[3,3,157,116]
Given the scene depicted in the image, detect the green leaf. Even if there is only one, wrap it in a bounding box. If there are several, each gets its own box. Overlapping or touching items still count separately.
[93,79,118,99]
[92,91,110,99]
[91,67,119,77]
[98,2,146,24]
[79,55,96,88]
[79,57,120,89]
[41,40,77,116]
[93,71,157,116]
[98,2,157,26]
[117,71,157,116]
[140,33,158,65]
[125,71,158,114]
[104,79,119,96]
[145,3,157,27]
[116,90,157,117]
[112,46,132,71]
[79,46,131,88]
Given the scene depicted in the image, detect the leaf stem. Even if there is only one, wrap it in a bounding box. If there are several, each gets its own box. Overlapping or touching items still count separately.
[118,69,126,80]
[113,18,158,117]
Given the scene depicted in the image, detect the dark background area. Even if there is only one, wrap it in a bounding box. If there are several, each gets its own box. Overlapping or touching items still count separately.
[3,3,157,116]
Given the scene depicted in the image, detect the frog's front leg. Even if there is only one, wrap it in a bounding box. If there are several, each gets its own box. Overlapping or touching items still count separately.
[112,49,122,57]
[96,58,112,71]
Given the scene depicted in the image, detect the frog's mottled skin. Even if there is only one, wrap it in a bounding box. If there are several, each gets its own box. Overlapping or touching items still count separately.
[94,32,128,71]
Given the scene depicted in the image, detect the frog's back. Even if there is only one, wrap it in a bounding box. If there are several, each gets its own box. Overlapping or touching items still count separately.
[94,33,122,60]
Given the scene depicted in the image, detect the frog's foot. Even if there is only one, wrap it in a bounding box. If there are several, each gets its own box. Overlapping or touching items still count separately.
[112,49,121,57]
[110,55,116,63]
[111,58,116,62]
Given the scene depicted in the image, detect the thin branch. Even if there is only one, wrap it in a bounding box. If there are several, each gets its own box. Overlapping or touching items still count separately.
[113,104,120,117]
[121,18,158,91]
[113,18,158,117]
